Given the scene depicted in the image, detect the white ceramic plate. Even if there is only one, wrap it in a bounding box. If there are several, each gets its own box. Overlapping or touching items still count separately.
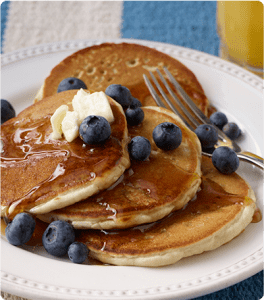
[1,39,263,300]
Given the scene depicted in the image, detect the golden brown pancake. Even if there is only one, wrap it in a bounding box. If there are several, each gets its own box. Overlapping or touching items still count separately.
[38,106,202,229]
[1,90,130,218]
[35,43,210,116]
[75,156,257,267]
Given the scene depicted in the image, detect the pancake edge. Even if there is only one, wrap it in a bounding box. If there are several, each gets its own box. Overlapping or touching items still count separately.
[1,98,130,216]
[37,174,201,229]
[37,106,203,229]
[87,185,257,267]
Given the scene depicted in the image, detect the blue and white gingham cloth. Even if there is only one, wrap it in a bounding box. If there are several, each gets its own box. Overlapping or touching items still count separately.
[1,1,263,300]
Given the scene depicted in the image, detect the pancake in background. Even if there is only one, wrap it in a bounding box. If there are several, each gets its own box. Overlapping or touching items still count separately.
[38,106,202,229]
[34,43,210,116]
[76,156,257,267]
[1,90,130,217]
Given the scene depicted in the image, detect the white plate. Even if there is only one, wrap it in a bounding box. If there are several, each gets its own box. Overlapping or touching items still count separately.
[1,39,263,300]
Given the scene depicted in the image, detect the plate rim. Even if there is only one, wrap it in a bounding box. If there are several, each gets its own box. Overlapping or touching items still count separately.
[1,38,263,300]
[1,38,263,92]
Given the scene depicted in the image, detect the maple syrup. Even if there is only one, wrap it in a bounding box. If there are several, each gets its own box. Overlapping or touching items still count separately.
[76,176,262,253]
[1,169,262,265]
[252,207,262,223]
[0,92,262,264]
[1,102,127,218]
[60,154,200,224]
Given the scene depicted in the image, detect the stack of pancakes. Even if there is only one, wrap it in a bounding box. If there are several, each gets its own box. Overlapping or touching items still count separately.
[1,43,258,267]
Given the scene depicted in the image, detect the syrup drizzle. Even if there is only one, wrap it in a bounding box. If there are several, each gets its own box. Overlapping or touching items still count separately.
[76,177,262,254]
[1,172,262,265]
[0,97,262,263]
[1,104,126,218]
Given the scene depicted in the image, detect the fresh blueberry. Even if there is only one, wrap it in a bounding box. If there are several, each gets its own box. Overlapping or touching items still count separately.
[1,99,16,124]
[79,115,111,144]
[209,112,228,130]
[128,136,151,161]
[212,146,239,174]
[5,213,36,246]
[194,124,218,149]
[152,122,182,151]
[223,122,241,140]
[42,220,75,257]
[202,146,215,154]
[130,97,142,108]
[68,242,89,264]
[57,77,87,93]
[125,105,144,126]
[105,84,132,108]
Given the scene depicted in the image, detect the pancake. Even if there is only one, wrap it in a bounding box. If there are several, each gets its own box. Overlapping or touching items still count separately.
[34,42,210,116]
[38,106,202,229]
[1,90,130,218]
[76,156,257,267]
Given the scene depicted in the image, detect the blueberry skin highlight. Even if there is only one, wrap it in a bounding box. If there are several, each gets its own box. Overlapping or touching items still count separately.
[1,99,16,124]
[209,112,228,130]
[42,220,75,257]
[212,146,239,174]
[223,122,241,140]
[153,122,182,151]
[128,136,151,161]
[194,124,218,149]
[79,115,111,144]
[105,84,132,108]
[57,77,87,93]
[5,213,36,246]
[68,242,89,264]
[125,106,144,126]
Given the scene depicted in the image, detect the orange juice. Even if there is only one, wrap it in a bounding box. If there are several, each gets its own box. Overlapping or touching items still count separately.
[217,1,263,76]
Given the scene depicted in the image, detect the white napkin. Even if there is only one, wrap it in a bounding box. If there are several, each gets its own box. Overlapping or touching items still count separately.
[3,1,123,53]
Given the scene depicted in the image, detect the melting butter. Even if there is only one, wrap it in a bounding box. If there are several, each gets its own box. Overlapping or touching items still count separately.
[50,89,114,142]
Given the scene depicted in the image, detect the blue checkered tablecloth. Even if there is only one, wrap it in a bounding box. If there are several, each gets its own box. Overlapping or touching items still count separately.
[1,1,263,300]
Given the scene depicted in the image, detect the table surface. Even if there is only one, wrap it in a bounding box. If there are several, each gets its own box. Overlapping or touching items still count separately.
[1,1,263,300]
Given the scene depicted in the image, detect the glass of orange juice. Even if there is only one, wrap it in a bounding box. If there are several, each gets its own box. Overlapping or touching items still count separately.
[217,1,263,77]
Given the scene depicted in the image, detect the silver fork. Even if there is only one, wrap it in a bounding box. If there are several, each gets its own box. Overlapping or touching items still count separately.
[143,67,264,169]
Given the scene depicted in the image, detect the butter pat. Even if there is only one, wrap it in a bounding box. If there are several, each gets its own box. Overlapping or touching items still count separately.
[50,89,114,142]
[0,140,4,153]
[72,89,114,123]
[61,111,79,142]
[50,105,68,139]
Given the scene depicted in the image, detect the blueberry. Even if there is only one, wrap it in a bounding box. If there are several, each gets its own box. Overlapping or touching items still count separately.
[212,146,239,174]
[209,112,228,130]
[202,146,215,154]
[105,84,132,108]
[130,97,142,108]
[42,220,75,257]
[79,115,111,144]
[125,105,144,126]
[1,99,16,124]
[194,124,218,149]
[128,136,151,161]
[57,77,87,93]
[223,122,241,140]
[152,122,182,151]
[5,213,36,246]
[68,242,89,264]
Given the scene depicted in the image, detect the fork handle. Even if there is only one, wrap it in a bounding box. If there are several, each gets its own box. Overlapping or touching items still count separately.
[237,151,264,169]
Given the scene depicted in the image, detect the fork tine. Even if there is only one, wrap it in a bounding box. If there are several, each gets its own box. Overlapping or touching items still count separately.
[143,74,166,109]
[163,67,230,143]
[156,69,201,129]
[149,72,185,119]
[163,67,211,125]
[144,69,263,167]
[144,73,194,130]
